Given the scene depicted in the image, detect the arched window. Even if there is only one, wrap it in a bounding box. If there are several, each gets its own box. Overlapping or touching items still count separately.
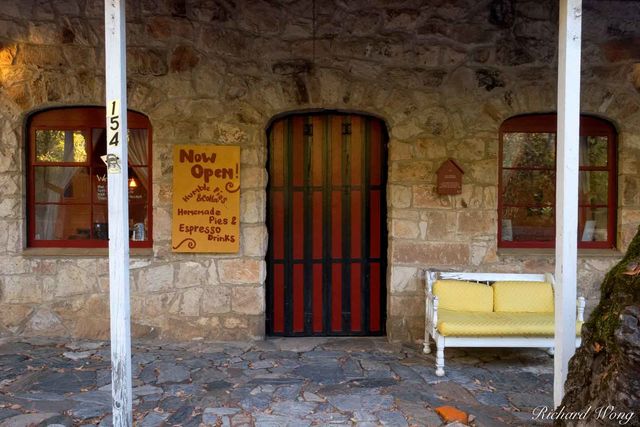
[27,107,152,248]
[498,114,616,249]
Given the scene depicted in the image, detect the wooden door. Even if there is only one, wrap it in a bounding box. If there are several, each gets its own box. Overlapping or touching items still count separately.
[267,113,387,336]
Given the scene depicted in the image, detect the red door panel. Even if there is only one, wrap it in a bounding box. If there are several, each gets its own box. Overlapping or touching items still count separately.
[267,114,386,336]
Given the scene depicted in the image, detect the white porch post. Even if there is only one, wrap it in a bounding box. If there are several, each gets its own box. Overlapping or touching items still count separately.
[105,0,132,425]
[554,0,582,408]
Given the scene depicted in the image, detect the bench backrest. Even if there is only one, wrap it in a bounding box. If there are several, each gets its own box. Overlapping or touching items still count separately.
[426,270,554,294]
[426,270,556,313]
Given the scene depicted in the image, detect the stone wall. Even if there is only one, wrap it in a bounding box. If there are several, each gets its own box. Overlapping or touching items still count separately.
[0,0,639,343]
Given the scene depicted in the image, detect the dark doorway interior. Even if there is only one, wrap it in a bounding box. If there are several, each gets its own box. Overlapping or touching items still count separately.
[266,113,388,336]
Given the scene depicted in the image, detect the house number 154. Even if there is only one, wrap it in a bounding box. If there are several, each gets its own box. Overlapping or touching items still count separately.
[107,99,120,147]
[106,99,122,174]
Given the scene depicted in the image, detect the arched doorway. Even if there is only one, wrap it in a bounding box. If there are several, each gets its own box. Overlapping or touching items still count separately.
[266,113,388,336]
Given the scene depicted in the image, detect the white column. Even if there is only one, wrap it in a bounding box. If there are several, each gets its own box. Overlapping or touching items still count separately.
[104,0,132,425]
[554,0,582,408]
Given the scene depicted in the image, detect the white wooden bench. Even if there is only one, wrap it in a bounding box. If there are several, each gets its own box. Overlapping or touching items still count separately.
[424,270,585,376]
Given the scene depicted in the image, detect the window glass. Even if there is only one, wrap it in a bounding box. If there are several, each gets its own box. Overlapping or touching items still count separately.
[92,204,108,240]
[35,130,88,163]
[29,108,152,247]
[128,130,148,165]
[35,204,91,241]
[581,136,608,167]
[501,207,554,242]
[128,166,149,241]
[499,115,616,249]
[34,167,90,203]
[129,167,149,202]
[579,171,608,205]
[579,207,608,242]
[502,132,555,168]
[91,128,148,165]
[92,167,108,204]
[91,129,106,165]
[502,170,555,206]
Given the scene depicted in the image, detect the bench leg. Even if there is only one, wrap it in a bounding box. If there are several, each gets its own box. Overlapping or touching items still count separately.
[423,335,431,354]
[435,336,445,377]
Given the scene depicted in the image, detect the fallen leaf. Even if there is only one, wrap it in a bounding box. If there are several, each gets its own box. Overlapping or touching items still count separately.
[435,405,468,424]
[594,342,603,353]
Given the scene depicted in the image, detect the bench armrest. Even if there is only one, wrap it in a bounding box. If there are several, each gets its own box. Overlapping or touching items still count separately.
[426,291,439,337]
[577,296,586,322]
[425,269,439,338]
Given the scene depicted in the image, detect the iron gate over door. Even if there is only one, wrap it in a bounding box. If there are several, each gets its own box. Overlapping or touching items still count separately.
[267,113,387,336]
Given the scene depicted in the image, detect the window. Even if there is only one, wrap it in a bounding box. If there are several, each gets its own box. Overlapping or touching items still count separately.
[499,114,616,249]
[27,107,152,248]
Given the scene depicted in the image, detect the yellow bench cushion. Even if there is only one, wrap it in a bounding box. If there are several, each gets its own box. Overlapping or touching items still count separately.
[432,280,493,312]
[436,309,582,337]
[492,281,554,313]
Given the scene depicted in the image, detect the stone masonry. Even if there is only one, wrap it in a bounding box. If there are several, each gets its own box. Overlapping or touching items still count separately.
[0,0,639,343]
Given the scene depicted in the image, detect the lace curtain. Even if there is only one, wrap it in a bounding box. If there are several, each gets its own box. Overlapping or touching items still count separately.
[40,132,80,239]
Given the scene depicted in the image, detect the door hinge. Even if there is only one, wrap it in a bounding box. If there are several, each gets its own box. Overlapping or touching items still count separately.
[342,123,351,135]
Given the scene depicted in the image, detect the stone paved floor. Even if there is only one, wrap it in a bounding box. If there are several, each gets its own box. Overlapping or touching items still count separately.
[0,337,553,426]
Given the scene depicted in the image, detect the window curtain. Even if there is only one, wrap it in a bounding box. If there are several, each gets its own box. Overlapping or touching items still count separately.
[128,130,148,190]
[40,132,78,239]
[579,136,591,241]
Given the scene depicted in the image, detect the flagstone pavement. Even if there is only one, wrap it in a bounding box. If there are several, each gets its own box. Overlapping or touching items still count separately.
[0,337,554,426]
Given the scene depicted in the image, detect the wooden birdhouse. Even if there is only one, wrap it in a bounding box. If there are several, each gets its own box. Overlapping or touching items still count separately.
[436,159,464,195]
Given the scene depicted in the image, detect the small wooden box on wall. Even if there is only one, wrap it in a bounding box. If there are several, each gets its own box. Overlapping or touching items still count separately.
[436,159,464,195]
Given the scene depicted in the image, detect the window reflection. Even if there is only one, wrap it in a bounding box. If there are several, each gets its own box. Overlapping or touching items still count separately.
[35,130,88,163]
[499,114,616,248]
[29,108,152,247]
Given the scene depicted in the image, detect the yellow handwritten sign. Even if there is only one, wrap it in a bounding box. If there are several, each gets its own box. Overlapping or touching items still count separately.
[172,145,240,253]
